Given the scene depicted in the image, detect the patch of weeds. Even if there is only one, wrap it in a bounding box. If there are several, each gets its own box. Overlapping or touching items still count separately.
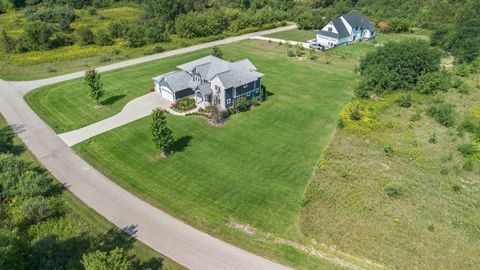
[385,183,403,198]
[410,109,422,122]
[395,93,412,108]
[458,83,471,95]
[428,133,437,144]
[350,105,361,121]
[300,197,310,208]
[458,143,477,157]
[426,101,456,127]
[384,144,394,157]
[463,159,474,171]
[427,224,435,232]
[440,153,453,162]
[440,167,449,175]
[452,183,462,192]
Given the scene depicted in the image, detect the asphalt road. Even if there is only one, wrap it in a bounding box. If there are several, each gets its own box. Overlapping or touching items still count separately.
[0,25,297,270]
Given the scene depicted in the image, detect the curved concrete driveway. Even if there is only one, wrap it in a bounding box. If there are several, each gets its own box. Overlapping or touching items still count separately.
[58,92,196,146]
[0,25,297,270]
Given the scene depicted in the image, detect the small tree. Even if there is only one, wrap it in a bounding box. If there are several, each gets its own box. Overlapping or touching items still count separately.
[85,69,104,106]
[76,25,94,45]
[151,108,174,156]
[1,30,15,53]
[212,46,223,59]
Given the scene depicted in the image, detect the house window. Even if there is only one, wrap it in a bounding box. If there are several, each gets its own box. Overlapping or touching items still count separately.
[328,27,332,32]
[227,98,231,104]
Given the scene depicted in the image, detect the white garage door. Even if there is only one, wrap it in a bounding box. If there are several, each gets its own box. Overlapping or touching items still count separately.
[160,86,175,102]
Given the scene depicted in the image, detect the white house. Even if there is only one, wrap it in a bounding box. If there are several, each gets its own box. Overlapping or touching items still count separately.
[316,12,376,48]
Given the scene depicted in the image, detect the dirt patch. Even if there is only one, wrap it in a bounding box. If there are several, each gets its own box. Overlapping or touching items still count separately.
[228,219,257,235]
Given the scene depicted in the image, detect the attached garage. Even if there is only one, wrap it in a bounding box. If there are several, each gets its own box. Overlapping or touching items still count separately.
[160,86,175,102]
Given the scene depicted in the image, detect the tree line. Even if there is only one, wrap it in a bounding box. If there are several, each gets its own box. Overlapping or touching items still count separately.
[0,0,291,53]
[0,123,164,269]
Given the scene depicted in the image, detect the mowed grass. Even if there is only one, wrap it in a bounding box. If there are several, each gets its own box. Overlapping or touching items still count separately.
[26,50,212,133]
[67,40,357,268]
[0,115,185,270]
[266,29,316,41]
[302,80,480,269]
[74,40,356,235]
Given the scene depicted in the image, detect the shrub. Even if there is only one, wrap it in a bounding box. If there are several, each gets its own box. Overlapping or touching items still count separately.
[287,49,295,57]
[440,167,449,175]
[452,183,462,192]
[95,28,114,46]
[463,160,474,171]
[395,93,412,107]
[415,71,451,94]
[172,97,196,112]
[359,40,441,92]
[458,143,477,157]
[385,184,403,198]
[109,20,129,38]
[426,102,456,127]
[409,109,422,122]
[76,25,95,46]
[235,97,248,112]
[349,105,362,121]
[354,83,370,98]
[125,25,146,48]
[98,55,111,62]
[429,133,437,144]
[384,144,394,157]
[451,76,464,88]
[458,83,471,94]
[427,224,435,232]
[296,48,305,57]
[455,64,471,77]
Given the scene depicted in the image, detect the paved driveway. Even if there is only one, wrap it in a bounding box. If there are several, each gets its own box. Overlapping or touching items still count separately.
[59,92,195,146]
[0,25,297,270]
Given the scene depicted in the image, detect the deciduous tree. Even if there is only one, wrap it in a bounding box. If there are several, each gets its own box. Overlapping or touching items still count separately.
[84,69,104,106]
[151,108,174,156]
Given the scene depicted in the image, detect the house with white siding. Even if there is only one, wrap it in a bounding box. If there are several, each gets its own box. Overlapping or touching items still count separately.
[316,12,376,48]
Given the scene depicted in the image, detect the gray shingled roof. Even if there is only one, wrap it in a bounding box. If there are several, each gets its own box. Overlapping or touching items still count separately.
[342,12,376,32]
[216,60,264,89]
[152,70,194,93]
[196,83,212,96]
[316,30,340,39]
[317,12,376,40]
[332,17,350,38]
[153,55,263,93]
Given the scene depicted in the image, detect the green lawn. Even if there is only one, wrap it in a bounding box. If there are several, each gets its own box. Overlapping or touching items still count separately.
[26,50,213,133]
[266,29,316,42]
[0,115,185,270]
[63,40,357,269]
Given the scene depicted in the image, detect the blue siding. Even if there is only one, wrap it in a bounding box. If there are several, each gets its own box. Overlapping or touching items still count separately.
[225,88,234,109]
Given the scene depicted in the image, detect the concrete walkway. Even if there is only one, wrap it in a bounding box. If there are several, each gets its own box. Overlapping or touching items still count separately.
[0,25,297,270]
[58,92,196,146]
[249,36,311,49]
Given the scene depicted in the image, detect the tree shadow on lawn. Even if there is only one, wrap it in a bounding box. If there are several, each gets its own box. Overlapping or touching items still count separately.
[102,94,126,106]
[169,135,193,154]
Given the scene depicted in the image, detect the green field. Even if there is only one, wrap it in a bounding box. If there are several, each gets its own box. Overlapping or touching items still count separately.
[0,115,185,270]
[302,74,480,269]
[62,40,357,268]
[266,29,316,42]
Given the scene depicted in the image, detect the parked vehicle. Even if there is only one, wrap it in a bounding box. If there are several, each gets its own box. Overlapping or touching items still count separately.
[309,43,325,51]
